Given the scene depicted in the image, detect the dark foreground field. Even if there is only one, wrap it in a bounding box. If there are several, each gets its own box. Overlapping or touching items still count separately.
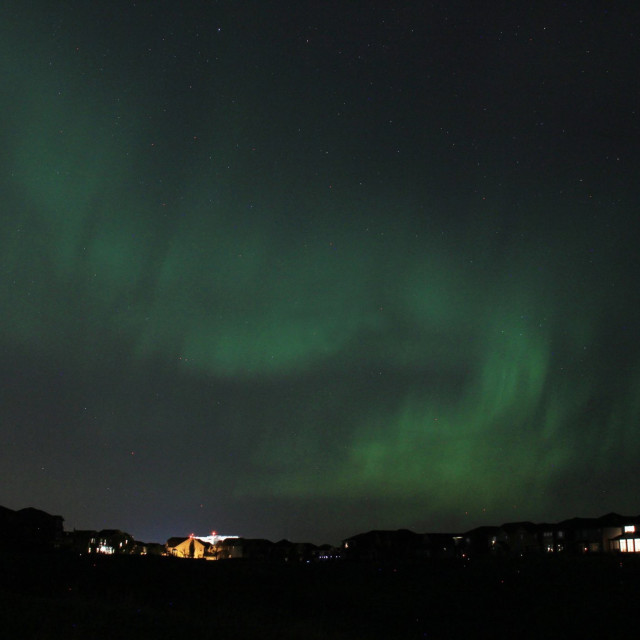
[1,551,638,638]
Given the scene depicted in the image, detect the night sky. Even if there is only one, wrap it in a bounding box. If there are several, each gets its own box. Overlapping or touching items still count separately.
[2,1,639,545]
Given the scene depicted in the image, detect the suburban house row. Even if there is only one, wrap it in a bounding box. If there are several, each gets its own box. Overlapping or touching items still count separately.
[341,512,640,562]
[165,534,331,562]
[3,505,639,561]
[0,506,164,556]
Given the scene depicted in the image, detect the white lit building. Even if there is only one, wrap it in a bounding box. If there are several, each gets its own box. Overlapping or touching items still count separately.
[194,532,239,545]
[611,525,640,553]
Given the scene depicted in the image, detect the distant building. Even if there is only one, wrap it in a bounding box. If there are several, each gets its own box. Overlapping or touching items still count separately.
[67,528,136,554]
[461,525,504,557]
[164,531,242,559]
[342,529,459,562]
[0,505,64,551]
[128,540,165,556]
[539,523,566,553]
[556,513,640,554]
[610,525,640,553]
[460,512,640,557]
[212,537,274,560]
[193,532,239,546]
[94,529,136,554]
[499,521,540,555]
[166,536,210,558]
[66,529,99,554]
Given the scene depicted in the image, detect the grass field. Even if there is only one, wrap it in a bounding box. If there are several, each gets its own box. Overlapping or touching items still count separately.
[1,551,638,638]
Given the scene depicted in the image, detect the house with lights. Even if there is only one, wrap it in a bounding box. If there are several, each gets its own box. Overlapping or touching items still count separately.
[67,528,136,555]
[165,535,210,558]
[555,513,640,554]
[460,513,640,557]
[606,521,640,553]
[165,532,241,559]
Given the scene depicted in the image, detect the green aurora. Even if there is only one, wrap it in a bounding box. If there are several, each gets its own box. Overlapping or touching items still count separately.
[2,1,639,543]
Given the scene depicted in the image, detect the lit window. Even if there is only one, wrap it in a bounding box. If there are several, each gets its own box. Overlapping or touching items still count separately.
[624,525,636,533]
[635,539,640,552]
[620,539,628,552]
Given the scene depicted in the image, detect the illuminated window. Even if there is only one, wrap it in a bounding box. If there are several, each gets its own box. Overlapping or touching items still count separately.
[635,539,640,552]
[624,525,636,533]
[620,539,628,552]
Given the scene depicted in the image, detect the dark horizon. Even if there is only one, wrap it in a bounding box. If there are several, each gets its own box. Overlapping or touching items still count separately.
[4,501,639,549]
[2,1,639,547]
